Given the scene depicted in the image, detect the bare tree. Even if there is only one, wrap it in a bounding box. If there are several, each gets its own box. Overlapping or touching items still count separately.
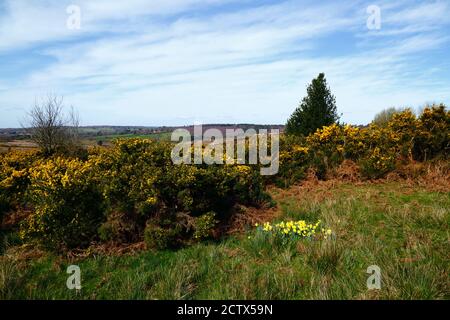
[372,107,405,127]
[24,95,80,155]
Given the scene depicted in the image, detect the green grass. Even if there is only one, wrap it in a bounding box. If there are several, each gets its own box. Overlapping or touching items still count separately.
[1,181,449,300]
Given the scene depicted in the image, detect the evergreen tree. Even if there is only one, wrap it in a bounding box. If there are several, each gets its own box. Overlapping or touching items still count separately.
[285,73,339,136]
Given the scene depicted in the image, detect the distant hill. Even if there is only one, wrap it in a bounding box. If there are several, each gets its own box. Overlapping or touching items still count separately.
[0,124,285,141]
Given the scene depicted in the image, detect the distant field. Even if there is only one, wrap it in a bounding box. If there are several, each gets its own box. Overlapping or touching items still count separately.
[0,132,173,152]
[0,140,37,153]
[0,124,283,150]
[90,132,172,142]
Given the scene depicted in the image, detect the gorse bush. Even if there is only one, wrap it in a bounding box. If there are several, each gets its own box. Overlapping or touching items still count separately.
[274,135,310,187]
[144,218,184,250]
[144,211,217,249]
[9,139,271,251]
[89,139,270,243]
[91,139,269,215]
[0,151,37,222]
[20,157,105,250]
[359,147,396,179]
[0,104,448,251]
[413,104,450,160]
[193,211,217,240]
[97,211,139,243]
[281,105,449,182]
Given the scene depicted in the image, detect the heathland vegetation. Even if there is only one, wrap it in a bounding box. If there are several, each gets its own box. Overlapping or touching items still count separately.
[0,74,449,299]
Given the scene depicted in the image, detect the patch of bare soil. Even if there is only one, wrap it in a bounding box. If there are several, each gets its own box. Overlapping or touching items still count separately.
[66,242,147,259]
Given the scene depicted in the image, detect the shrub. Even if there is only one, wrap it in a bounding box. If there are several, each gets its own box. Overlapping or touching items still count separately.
[88,140,165,217]
[90,139,271,236]
[5,103,448,252]
[387,109,418,159]
[305,124,345,178]
[6,138,273,251]
[193,211,217,240]
[273,135,309,187]
[359,147,396,179]
[0,195,7,226]
[0,151,38,223]
[144,219,183,250]
[98,211,140,243]
[414,104,450,160]
[277,106,450,183]
[20,157,105,250]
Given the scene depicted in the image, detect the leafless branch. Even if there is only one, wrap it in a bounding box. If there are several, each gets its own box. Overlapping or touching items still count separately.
[23,94,81,155]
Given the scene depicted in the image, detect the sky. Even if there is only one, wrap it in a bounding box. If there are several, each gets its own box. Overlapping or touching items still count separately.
[0,0,449,128]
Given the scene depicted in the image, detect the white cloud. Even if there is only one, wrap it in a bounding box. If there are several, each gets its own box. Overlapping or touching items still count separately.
[0,0,449,127]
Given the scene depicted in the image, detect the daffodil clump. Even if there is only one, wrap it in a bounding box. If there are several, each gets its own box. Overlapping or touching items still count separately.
[255,220,333,242]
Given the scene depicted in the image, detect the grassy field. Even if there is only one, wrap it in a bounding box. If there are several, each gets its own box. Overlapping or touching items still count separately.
[0,132,172,153]
[0,140,37,153]
[1,180,449,300]
[89,132,172,143]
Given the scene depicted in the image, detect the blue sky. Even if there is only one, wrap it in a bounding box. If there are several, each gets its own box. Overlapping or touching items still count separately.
[0,0,449,127]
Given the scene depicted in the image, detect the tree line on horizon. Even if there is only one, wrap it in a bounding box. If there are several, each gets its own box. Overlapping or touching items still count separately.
[17,72,447,155]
